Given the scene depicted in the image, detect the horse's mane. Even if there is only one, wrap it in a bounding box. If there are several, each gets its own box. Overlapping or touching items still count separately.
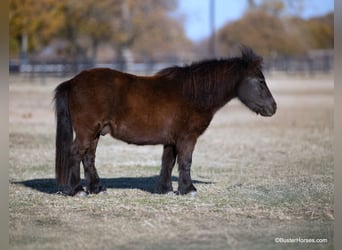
[156,47,263,110]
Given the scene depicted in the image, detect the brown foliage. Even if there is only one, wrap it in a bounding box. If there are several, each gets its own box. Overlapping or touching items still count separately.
[217,10,333,56]
[9,0,191,62]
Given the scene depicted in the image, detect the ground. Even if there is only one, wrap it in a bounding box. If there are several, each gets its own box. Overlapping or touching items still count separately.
[9,73,334,250]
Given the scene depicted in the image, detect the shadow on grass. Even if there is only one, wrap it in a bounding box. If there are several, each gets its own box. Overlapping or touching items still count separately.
[11,176,213,194]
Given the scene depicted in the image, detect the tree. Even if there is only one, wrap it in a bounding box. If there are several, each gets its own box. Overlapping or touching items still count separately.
[216,1,333,57]
[246,0,305,17]
[259,0,285,17]
[9,0,65,57]
[57,0,116,66]
[127,0,191,61]
[218,10,305,56]
[109,0,186,67]
[10,0,191,66]
[304,13,334,49]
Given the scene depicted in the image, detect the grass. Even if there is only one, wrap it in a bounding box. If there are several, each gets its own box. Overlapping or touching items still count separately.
[9,74,334,249]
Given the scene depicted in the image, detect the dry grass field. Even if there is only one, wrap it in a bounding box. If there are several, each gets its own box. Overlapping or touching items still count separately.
[9,73,334,250]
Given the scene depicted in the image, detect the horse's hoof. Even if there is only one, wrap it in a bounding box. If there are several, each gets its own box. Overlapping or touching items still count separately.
[56,191,68,196]
[99,190,108,195]
[189,191,198,198]
[167,191,176,196]
[77,191,88,197]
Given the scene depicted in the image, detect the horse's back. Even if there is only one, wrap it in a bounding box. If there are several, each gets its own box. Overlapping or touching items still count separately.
[70,68,129,90]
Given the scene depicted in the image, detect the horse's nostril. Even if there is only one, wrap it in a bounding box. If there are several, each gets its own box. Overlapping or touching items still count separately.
[272,101,277,109]
[272,101,277,111]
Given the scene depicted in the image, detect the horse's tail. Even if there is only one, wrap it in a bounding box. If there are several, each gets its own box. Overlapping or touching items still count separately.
[54,80,73,186]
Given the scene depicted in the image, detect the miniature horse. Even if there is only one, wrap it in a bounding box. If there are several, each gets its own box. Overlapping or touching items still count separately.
[54,47,277,196]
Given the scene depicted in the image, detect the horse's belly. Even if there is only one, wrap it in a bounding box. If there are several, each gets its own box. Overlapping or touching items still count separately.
[109,119,173,145]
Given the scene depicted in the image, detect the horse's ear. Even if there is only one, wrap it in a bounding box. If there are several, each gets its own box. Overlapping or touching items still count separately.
[240,46,263,70]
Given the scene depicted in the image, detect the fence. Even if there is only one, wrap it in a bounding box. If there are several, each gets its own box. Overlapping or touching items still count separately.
[263,50,334,75]
[9,50,333,78]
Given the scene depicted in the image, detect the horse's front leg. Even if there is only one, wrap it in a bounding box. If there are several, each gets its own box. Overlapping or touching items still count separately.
[176,138,197,195]
[82,137,106,194]
[157,145,177,194]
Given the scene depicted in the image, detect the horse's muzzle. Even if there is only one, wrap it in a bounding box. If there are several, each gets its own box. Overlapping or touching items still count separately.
[260,100,277,117]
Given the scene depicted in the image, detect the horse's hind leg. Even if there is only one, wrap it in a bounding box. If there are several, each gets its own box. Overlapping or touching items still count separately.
[62,139,88,196]
[157,145,177,194]
[82,136,106,194]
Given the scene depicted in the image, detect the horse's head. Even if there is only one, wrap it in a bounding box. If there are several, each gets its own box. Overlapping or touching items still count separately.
[236,48,277,117]
[237,74,277,116]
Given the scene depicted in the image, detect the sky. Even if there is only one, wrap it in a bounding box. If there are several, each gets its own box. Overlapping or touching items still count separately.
[177,0,334,41]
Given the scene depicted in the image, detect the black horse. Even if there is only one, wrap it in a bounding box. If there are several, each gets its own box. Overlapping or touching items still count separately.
[54,47,277,196]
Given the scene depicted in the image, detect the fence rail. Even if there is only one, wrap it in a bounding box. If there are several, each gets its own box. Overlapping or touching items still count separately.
[9,52,333,78]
